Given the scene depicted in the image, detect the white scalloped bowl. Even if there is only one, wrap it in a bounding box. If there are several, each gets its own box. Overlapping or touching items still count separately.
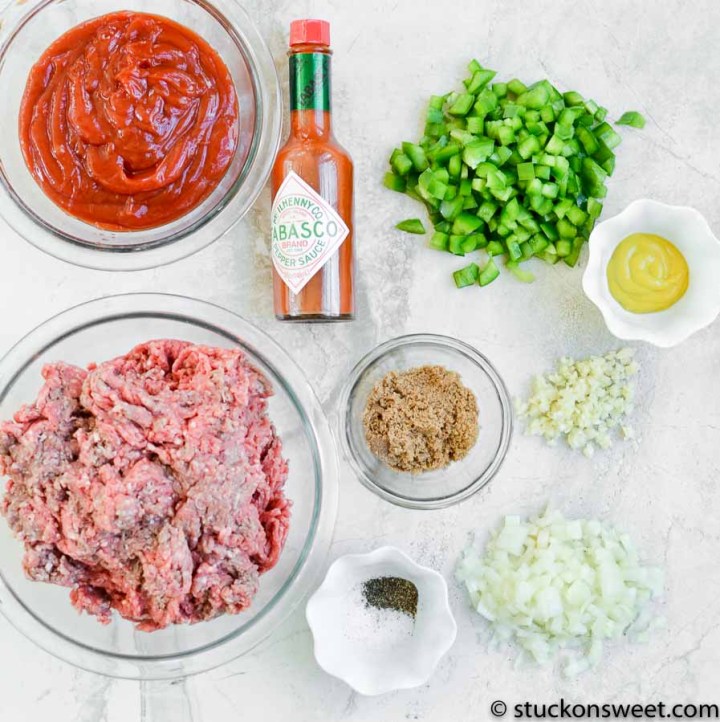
[306,547,457,696]
[583,199,720,347]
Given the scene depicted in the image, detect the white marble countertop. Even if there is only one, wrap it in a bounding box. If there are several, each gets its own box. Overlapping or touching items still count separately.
[1,0,720,720]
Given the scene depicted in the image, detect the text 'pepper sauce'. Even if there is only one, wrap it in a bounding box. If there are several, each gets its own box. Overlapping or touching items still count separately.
[19,11,239,231]
[271,20,355,322]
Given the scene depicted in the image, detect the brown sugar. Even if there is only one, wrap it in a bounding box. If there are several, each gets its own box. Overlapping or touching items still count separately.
[362,365,479,473]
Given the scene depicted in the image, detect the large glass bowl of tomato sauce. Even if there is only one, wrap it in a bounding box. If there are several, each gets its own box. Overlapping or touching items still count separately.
[0,0,281,271]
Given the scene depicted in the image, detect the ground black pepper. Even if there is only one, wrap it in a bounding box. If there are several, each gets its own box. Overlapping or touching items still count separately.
[362,577,419,619]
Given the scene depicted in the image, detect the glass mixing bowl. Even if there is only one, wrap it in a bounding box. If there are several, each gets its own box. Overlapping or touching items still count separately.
[0,0,281,271]
[339,334,513,510]
[0,294,338,679]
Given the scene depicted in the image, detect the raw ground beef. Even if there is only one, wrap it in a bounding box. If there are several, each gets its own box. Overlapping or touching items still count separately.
[0,340,291,631]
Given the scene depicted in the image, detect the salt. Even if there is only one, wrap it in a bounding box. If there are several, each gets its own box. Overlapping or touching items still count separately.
[341,582,415,652]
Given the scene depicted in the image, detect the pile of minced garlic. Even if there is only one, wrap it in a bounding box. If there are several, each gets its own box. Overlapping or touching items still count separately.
[515,348,639,458]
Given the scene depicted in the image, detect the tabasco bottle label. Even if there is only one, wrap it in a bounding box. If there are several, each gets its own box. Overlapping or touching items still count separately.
[271,171,350,295]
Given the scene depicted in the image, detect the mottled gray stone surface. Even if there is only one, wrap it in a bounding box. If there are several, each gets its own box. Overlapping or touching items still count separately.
[1,0,719,719]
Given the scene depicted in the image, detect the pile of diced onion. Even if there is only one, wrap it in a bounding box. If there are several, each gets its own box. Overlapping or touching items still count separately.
[515,348,639,457]
[457,508,664,676]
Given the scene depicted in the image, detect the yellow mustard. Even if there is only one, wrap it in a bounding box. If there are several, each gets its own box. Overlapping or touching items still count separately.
[606,233,689,314]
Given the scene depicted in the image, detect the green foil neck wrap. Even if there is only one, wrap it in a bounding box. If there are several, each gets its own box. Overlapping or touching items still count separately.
[289,52,331,112]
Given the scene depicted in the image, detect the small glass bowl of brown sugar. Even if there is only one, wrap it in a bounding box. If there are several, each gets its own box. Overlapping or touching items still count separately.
[338,334,513,509]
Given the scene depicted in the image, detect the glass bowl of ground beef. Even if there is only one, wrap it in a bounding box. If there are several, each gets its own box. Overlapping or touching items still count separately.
[0,294,338,679]
[339,334,513,510]
[0,0,280,270]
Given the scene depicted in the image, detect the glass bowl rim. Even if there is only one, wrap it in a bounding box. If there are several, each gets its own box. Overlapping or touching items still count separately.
[338,333,513,511]
[0,0,282,272]
[0,293,338,679]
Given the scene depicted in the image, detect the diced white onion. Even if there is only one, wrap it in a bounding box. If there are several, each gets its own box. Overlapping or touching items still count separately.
[456,508,664,676]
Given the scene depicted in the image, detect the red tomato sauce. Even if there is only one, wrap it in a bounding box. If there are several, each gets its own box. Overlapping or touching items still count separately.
[19,11,239,231]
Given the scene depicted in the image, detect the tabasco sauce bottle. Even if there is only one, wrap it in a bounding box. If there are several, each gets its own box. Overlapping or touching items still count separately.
[270,20,355,322]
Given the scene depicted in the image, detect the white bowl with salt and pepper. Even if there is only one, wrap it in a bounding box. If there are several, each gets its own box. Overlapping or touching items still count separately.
[306,547,457,696]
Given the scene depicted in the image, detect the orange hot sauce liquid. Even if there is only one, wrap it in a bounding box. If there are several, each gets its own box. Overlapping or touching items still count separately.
[271,30,355,322]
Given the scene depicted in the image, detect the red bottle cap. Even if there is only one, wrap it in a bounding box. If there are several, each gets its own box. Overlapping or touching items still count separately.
[290,19,331,47]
